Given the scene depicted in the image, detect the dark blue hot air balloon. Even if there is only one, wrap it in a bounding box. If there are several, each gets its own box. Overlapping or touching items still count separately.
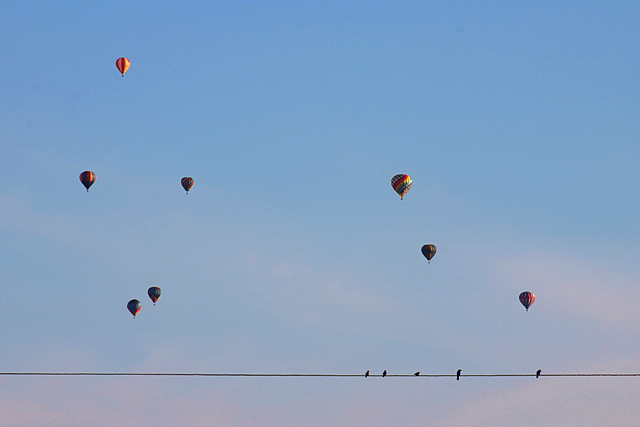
[127,299,141,318]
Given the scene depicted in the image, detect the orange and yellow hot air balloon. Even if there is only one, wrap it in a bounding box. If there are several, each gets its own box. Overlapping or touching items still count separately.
[116,57,130,77]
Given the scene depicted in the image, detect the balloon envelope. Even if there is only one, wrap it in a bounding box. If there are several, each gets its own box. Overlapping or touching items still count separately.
[116,57,130,76]
[127,299,141,317]
[181,177,194,194]
[391,174,412,200]
[148,287,161,305]
[79,171,96,192]
[421,244,437,262]
[519,291,535,311]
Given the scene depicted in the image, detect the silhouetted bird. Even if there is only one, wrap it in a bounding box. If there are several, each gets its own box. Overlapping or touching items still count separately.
[382,370,387,377]
[456,369,462,381]
[414,372,420,376]
[365,370,369,378]
[536,369,541,379]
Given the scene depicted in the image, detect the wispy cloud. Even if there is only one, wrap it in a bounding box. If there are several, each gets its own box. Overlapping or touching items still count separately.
[0,378,241,427]
[0,195,80,245]
[435,356,640,427]
[485,247,640,330]
[243,253,407,337]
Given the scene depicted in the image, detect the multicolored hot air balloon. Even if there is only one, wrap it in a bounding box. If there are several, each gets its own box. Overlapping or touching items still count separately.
[127,299,141,318]
[148,287,161,305]
[391,174,412,200]
[421,244,437,263]
[116,57,130,77]
[519,291,535,311]
[181,177,194,194]
[79,171,96,192]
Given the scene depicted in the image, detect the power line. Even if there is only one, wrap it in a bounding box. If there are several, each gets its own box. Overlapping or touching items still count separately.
[0,372,639,378]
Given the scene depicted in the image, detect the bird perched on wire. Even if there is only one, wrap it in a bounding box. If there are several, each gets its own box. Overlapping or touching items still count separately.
[414,372,420,376]
[365,370,369,378]
[536,369,541,379]
[382,370,387,377]
[456,369,462,381]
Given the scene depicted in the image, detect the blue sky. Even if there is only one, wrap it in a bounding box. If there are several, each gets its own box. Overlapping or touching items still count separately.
[1,1,640,425]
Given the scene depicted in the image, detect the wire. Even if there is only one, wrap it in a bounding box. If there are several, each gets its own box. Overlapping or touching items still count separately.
[0,372,639,378]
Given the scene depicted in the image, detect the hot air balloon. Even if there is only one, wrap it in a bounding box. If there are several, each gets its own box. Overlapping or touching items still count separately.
[421,244,437,263]
[181,177,194,194]
[79,171,96,192]
[148,287,161,305]
[391,174,412,200]
[116,57,130,77]
[127,299,141,318]
[519,291,535,311]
